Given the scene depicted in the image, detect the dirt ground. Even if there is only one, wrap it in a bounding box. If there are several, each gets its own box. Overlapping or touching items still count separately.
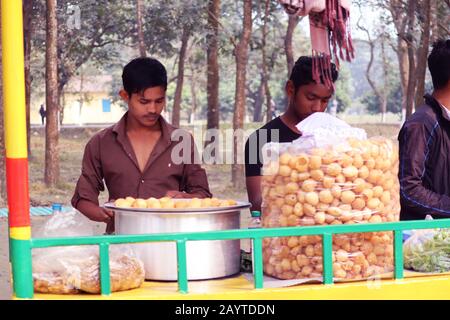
[0,123,401,299]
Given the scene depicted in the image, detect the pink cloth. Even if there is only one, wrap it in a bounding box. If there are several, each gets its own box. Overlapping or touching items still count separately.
[278,0,355,90]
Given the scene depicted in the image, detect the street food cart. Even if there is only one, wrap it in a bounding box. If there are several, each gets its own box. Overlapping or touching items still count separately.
[2,0,450,300]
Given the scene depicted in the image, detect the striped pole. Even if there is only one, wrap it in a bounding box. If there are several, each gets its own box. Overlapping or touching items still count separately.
[1,0,33,299]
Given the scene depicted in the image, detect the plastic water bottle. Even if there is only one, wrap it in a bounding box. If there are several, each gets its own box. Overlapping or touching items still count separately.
[52,203,62,215]
[249,210,262,229]
[249,211,262,274]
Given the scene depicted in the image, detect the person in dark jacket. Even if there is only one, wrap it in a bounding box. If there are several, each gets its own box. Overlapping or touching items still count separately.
[399,39,450,220]
[39,104,46,125]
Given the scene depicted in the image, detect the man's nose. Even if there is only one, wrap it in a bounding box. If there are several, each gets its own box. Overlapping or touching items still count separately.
[311,100,322,112]
[146,102,156,113]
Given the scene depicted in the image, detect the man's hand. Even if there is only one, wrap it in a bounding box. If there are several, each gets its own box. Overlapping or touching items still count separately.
[165,190,203,199]
[165,190,189,199]
[77,199,114,224]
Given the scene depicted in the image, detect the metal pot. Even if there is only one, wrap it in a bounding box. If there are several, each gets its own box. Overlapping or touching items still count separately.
[105,201,250,281]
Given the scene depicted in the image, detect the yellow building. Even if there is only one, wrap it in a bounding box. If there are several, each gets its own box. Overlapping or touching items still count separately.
[31,75,125,125]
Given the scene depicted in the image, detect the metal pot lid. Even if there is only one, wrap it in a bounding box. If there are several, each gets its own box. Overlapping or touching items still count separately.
[104,200,251,215]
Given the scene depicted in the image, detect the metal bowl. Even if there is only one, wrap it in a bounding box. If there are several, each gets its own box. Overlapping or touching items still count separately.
[105,200,251,281]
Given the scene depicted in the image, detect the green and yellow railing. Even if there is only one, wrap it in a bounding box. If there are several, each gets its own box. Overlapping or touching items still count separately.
[11,218,450,298]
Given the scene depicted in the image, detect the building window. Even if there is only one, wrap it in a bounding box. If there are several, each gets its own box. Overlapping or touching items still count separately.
[102,99,111,113]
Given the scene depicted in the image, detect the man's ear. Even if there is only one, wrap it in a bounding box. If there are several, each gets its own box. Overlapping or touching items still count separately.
[286,80,295,99]
[119,89,130,102]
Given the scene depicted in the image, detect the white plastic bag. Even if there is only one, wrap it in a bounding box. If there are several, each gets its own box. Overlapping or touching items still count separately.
[33,209,145,294]
[294,112,367,151]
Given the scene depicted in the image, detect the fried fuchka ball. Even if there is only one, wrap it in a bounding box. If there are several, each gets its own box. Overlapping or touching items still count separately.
[114,197,239,209]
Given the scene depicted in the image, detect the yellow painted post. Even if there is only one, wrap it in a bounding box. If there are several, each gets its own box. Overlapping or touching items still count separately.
[1,0,33,298]
[2,0,27,158]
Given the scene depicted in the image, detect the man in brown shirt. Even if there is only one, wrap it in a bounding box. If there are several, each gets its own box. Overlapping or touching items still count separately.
[71,58,211,231]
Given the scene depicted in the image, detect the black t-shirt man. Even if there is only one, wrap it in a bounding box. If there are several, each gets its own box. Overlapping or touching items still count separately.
[245,116,301,177]
[244,56,339,211]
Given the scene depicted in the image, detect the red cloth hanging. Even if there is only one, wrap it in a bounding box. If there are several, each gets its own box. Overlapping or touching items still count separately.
[278,0,355,90]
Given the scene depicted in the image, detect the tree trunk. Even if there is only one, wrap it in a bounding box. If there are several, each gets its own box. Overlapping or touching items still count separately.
[262,0,273,123]
[397,39,409,122]
[430,0,439,43]
[172,27,190,128]
[380,97,387,123]
[361,29,387,123]
[58,89,64,128]
[388,0,409,122]
[414,0,432,108]
[206,0,220,134]
[405,0,417,118]
[57,80,68,127]
[189,69,198,125]
[136,0,146,57]
[365,39,383,118]
[232,0,252,189]
[285,15,299,77]
[23,0,33,158]
[380,36,389,123]
[45,0,60,186]
[0,9,5,202]
[253,78,264,122]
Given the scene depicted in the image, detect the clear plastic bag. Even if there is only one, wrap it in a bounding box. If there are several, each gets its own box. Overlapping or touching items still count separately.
[261,114,400,281]
[404,216,450,273]
[33,209,145,294]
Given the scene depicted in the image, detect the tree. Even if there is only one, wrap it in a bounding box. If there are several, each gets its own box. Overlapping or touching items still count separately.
[138,1,206,127]
[172,26,191,127]
[261,0,273,123]
[405,0,417,118]
[372,0,441,120]
[136,0,146,57]
[357,14,390,122]
[23,0,35,158]
[333,63,353,113]
[363,81,403,116]
[45,0,59,186]
[249,77,265,122]
[188,52,199,124]
[28,1,135,183]
[244,0,284,122]
[206,0,221,135]
[232,0,252,188]
[285,15,300,77]
[414,0,432,108]
[386,0,409,120]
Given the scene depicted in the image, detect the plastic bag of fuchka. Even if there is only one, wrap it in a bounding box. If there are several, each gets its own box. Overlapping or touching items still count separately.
[32,209,145,294]
[260,113,400,281]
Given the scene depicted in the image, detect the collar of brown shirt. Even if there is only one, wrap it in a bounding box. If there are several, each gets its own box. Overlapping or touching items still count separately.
[112,112,175,173]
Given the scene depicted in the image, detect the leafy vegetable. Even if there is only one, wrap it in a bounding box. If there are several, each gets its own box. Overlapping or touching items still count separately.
[404,229,450,273]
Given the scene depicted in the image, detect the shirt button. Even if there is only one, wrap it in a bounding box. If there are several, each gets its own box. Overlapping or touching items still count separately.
[141,179,145,184]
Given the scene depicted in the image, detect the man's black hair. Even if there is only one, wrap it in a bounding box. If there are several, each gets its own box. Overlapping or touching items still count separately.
[289,56,339,90]
[122,57,167,96]
[428,39,450,90]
